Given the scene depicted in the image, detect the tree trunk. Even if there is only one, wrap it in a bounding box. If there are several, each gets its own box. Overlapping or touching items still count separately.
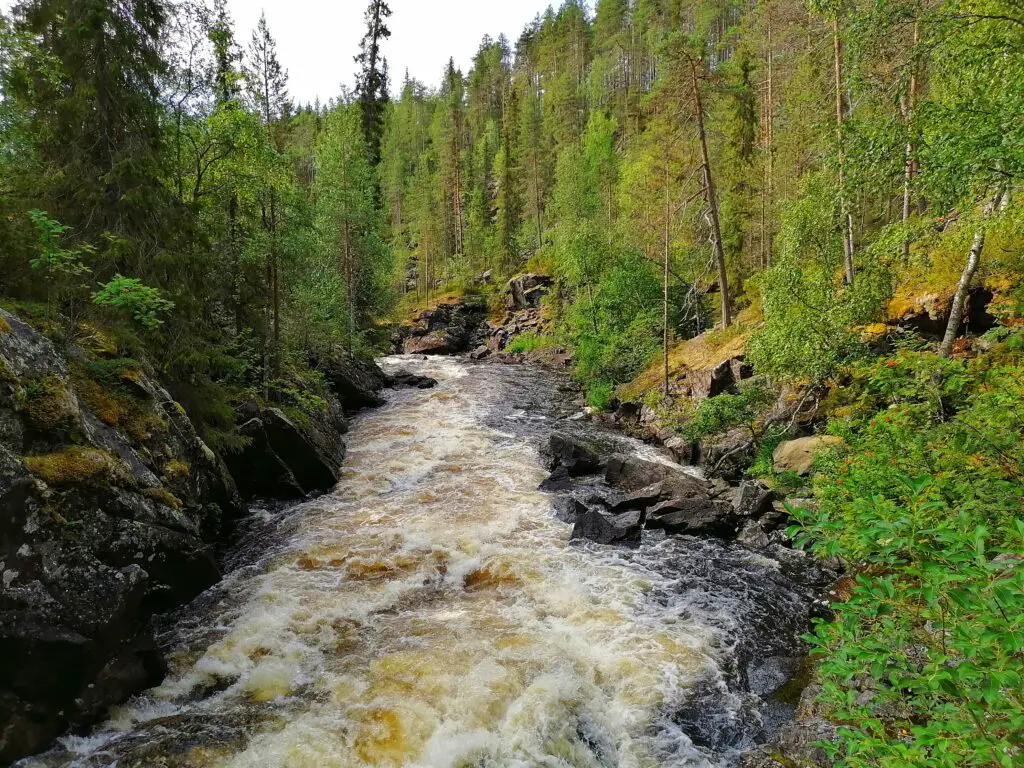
[689,55,731,329]
[939,188,1005,357]
[834,17,855,285]
[270,188,280,377]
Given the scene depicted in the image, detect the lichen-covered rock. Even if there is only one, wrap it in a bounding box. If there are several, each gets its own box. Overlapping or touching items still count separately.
[773,436,846,476]
[0,309,244,764]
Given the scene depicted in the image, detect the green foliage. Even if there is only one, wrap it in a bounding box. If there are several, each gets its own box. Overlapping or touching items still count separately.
[505,331,552,354]
[749,176,891,382]
[682,381,774,444]
[586,380,615,411]
[791,347,1024,766]
[92,276,174,330]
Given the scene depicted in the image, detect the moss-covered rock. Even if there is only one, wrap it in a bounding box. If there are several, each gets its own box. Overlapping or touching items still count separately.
[22,446,128,489]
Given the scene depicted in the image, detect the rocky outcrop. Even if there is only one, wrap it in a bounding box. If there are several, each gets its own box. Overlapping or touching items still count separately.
[313,352,390,411]
[505,274,553,311]
[390,370,438,389]
[0,309,245,764]
[394,300,488,356]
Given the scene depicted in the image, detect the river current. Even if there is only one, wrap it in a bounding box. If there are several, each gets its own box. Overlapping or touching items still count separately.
[21,357,819,768]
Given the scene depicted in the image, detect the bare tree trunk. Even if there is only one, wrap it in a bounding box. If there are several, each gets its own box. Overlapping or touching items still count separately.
[271,188,280,378]
[900,19,920,259]
[939,188,1005,357]
[688,55,732,329]
[834,17,855,285]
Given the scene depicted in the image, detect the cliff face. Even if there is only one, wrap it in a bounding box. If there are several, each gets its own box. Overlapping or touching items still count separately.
[0,309,248,762]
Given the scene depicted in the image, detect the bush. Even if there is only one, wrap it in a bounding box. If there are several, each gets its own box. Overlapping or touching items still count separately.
[791,345,1024,766]
[681,380,774,444]
[506,331,552,355]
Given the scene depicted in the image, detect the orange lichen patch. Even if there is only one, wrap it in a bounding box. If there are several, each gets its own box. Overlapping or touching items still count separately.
[623,325,751,398]
[0,316,10,334]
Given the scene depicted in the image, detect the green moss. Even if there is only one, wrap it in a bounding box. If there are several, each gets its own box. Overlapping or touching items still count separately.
[21,375,77,431]
[0,316,10,334]
[71,362,165,442]
[23,447,129,489]
[142,486,183,510]
[164,459,190,478]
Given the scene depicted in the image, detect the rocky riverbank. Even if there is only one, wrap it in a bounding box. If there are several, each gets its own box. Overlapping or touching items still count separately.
[0,308,391,763]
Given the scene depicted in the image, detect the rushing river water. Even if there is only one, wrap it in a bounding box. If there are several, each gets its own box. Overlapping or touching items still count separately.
[21,357,823,768]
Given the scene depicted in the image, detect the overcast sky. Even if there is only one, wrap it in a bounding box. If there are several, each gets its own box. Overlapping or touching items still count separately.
[0,1,582,104]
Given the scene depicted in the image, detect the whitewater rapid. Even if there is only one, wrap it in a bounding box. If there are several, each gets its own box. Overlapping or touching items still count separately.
[21,357,817,768]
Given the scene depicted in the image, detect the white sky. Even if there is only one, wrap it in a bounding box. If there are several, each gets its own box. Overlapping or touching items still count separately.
[0,1,579,104]
[227,0,565,104]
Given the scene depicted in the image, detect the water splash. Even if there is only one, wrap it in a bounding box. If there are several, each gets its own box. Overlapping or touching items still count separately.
[21,357,820,768]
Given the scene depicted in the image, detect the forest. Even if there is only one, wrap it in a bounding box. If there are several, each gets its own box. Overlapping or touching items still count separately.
[1,0,1022,765]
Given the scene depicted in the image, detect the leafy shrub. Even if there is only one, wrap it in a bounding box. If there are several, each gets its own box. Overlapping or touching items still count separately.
[586,380,614,411]
[92,275,174,330]
[791,346,1024,766]
[681,380,774,444]
[506,331,552,354]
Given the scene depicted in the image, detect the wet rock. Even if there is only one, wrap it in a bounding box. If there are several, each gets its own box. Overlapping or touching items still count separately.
[391,370,438,389]
[226,408,343,501]
[647,497,739,537]
[541,433,603,476]
[469,345,491,360]
[773,436,845,476]
[741,683,838,768]
[395,300,488,356]
[571,508,643,546]
[404,331,455,356]
[553,496,587,524]
[313,353,389,411]
[737,519,771,550]
[538,465,573,492]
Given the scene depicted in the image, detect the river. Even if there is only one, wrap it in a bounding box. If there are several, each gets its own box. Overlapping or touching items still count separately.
[20,357,821,768]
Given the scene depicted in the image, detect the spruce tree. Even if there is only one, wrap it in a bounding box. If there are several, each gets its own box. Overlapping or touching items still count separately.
[354,0,392,167]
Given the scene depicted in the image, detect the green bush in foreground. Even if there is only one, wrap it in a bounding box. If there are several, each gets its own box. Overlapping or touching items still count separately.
[792,347,1024,767]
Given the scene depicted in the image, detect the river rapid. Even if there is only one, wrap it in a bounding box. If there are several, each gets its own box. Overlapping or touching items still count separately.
[20,357,822,768]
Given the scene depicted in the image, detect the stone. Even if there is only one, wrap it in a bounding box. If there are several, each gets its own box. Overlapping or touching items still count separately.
[538,465,573,492]
[314,353,389,411]
[698,427,756,481]
[262,409,339,495]
[0,309,248,763]
[689,359,735,401]
[737,519,771,550]
[647,497,738,537]
[732,480,774,518]
[469,345,491,360]
[604,454,708,499]
[505,274,553,311]
[404,331,455,356]
[773,436,846,476]
[553,497,587,524]
[608,483,664,513]
[541,434,603,476]
[391,370,438,389]
[571,508,643,545]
